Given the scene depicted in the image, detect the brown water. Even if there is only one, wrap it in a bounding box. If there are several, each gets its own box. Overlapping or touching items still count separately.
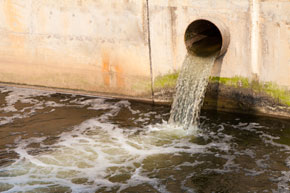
[0,86,290,193]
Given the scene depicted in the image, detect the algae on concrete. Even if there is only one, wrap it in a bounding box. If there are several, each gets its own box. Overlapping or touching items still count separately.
[262,82,290,106]
[154,72,179,90]
[209,76,250,88]
[153,73,290,106]
[209,76,290,106]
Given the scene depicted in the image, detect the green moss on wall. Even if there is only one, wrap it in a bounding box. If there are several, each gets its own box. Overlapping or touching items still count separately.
[209,76,250,88]
[154,72,179,90]
[262,82,290,106]
[210,76,290,106]
[153,73,290,106]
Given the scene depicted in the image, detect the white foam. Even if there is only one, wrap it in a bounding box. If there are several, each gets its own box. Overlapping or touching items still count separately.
[0,87,55,126]
[0,106,211,193]
[1,86,289,193]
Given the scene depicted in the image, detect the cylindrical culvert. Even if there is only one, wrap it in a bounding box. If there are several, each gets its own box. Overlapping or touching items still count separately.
[185,19,230,57]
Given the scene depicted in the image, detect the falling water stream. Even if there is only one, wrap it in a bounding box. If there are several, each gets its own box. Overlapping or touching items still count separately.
[169,53,218,129]
[0,86,289,192]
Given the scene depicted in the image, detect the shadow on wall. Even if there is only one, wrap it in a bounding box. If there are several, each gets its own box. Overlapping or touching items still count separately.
[155,17,290,118]
[205,55,225,112]
[184,19,228,112]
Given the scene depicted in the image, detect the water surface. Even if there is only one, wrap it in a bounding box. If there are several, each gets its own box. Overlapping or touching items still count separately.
[0,87,289,193]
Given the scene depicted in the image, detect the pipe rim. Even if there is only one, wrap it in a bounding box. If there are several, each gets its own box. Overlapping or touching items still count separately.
[185,18,230,57]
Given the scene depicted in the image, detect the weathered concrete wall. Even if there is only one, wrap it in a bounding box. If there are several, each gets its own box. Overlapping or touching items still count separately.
[149,0,289,88]
[0,0,289,116]
[259,0,290,87]
[149,0,290,118]
[0,0,152,98]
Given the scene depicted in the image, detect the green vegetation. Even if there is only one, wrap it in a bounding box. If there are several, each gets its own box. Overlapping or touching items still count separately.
[154,72,179,90]
[210,76,290,106]
[153,73,290,106]
[262,82,290,106]
[209,76,250,88]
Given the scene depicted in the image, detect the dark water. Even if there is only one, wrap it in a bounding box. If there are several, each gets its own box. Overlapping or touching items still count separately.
[0,87,290,193]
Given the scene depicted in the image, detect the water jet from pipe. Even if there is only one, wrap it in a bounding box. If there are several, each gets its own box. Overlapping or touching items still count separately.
[169,19,230,129]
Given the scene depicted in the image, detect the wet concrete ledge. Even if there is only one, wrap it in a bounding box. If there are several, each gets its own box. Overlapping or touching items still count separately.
[0,82,154,105]
[1,79,290,120]
[153,76,290,120]
[0,0,289,121]
[206,84,290,119]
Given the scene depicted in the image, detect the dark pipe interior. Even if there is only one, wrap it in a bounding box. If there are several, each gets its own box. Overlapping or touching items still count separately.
[185,20,222,57]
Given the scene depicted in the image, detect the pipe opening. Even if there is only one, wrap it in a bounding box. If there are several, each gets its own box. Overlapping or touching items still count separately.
[185,19,224,57]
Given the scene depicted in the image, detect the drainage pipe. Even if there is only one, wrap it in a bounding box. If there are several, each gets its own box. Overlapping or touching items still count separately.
[185,18,230,57]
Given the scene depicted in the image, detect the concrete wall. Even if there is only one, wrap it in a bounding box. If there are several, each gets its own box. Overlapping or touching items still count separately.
[0,0,152,98]
[0,0,289,114]
[149,0,289,88]
[259,0,290,87]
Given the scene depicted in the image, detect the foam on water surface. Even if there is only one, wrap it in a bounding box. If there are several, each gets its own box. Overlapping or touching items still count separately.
[0,87,57,126]
[0,86,289,192]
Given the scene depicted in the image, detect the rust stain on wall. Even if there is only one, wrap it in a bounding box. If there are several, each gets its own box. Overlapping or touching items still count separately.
[101,49,126,89]
[101,50,111,87]
[114,62,125,88]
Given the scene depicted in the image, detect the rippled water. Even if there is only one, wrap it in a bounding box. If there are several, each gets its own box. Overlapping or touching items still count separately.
[0,86,289,193]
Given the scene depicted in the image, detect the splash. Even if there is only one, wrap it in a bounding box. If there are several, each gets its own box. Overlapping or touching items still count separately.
[0,99,207,193]
[0,87,289,193]
[169,53,218,129]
